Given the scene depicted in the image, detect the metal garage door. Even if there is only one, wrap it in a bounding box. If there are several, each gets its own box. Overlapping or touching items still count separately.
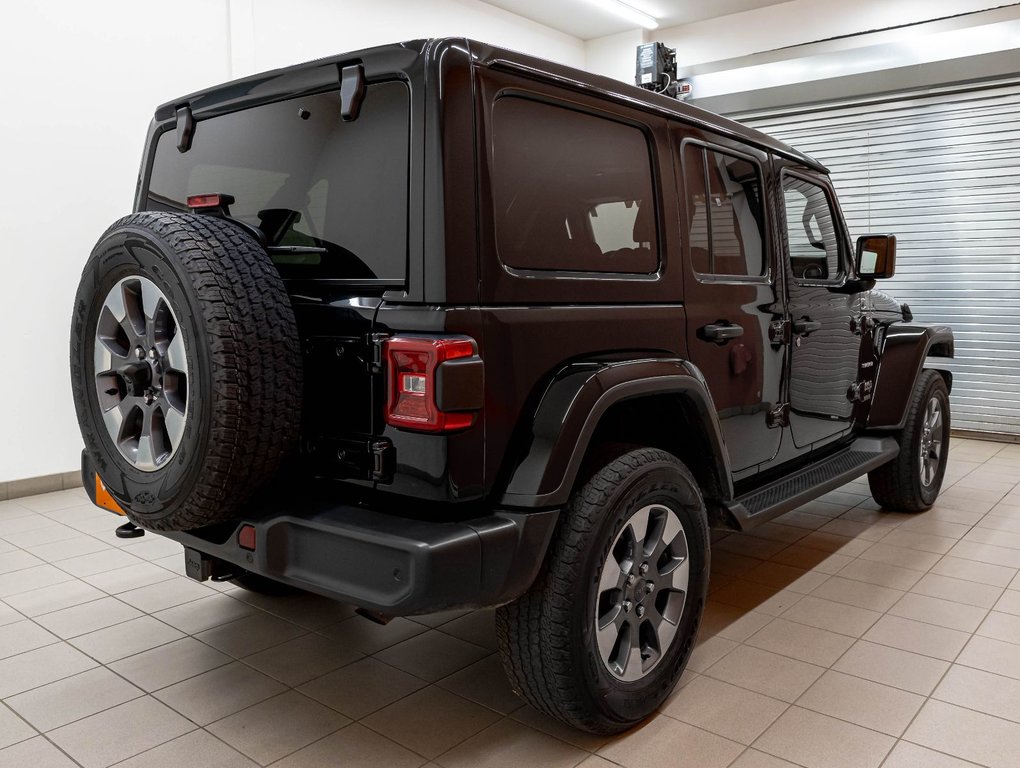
[737,80,1020,436]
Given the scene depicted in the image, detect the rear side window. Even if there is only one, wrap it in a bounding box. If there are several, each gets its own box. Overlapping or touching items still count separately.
[146,81,410,282]
[782,173,843,283]
[682,143,766,279]
[491,96,658,274]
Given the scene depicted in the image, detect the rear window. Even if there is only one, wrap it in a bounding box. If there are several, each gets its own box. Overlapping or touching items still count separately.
[146,81,410,282]
[491,96,658,274]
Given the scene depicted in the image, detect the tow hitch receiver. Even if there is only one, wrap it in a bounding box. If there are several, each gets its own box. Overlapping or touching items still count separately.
[184,548,241,583]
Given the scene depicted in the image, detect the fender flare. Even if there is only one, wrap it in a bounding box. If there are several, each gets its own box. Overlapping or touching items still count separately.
[868,323,954,430]
[500,358,733,508]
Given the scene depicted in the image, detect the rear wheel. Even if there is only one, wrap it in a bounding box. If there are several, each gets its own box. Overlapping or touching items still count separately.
[496,448,709,734]
[869,369,950,512]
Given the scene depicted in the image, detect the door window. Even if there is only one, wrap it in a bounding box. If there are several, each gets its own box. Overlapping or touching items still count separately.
[782,174,844,283]
[682,143,766,280]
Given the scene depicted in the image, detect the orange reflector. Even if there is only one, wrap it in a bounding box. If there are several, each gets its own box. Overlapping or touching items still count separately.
[95,476,126,516]
[238,525,257,551]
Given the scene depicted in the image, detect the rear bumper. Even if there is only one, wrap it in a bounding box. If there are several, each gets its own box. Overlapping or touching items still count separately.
[82,454,558,616]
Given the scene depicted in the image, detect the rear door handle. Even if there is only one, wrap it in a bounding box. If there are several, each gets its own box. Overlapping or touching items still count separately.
[701,322,744,342]
[792,318,822,335]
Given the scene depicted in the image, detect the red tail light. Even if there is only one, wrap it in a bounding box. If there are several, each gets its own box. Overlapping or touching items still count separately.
[384,337,479,433]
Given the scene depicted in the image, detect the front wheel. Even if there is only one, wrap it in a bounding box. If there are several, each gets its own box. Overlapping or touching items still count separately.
[869,369,951,512]
[495,448,710,734]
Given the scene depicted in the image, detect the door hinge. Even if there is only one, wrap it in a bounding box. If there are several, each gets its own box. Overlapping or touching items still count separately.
[766,403,790,428]
[769,319,791,347]
[367,332,389,374]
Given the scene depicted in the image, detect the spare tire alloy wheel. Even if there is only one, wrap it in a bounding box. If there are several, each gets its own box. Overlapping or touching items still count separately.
[71,212,302,532]
[94,275,188,472]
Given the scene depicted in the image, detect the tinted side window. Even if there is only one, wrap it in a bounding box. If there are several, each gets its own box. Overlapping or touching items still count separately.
[491,97,658,274]
[682,143,766,279]
[782,174,842,282]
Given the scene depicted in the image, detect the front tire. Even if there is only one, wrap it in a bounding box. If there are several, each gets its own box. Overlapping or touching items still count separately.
[495,448,709,734]
[869,369,950,512]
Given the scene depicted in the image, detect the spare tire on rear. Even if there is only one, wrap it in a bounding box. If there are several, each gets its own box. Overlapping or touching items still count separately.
[70,211,302,531]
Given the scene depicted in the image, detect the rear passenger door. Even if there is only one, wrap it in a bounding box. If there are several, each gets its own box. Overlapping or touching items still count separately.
[674,131,786,474]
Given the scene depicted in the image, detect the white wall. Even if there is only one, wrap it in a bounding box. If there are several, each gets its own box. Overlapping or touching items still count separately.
[0,0,583,484]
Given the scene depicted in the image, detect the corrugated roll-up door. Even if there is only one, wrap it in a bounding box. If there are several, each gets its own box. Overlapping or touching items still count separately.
[738,81,1020,435]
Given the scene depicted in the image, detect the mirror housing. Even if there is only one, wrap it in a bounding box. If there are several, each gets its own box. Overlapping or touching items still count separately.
[856,234,896,279]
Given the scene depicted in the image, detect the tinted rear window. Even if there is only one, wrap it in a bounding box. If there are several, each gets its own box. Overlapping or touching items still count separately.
[491,96,658,274]
[147,81,410,281]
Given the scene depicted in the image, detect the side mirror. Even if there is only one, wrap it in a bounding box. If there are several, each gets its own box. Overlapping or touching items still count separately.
[856,234,896,279]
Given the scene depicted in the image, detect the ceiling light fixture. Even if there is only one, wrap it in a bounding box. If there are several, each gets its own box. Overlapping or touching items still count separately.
[588,0,659,30]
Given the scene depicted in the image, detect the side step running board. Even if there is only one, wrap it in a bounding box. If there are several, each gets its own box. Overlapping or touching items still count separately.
[725,436,899,530]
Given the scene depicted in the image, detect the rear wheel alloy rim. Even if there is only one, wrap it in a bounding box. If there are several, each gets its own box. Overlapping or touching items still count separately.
[594,503,689,682]
[919,396,944,488]
[93,275,188,472]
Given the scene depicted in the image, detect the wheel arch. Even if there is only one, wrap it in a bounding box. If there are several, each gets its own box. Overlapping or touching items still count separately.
[499,358,734,509]
[868,323,955,431]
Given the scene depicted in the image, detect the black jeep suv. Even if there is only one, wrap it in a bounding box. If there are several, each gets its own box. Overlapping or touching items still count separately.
[71,38,954,734]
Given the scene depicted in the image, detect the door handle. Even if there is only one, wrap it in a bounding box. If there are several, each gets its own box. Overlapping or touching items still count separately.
[701,322,744,342]
[793,318,822,335]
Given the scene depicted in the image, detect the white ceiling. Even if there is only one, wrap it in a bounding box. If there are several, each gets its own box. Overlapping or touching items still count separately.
[485,0,793,40]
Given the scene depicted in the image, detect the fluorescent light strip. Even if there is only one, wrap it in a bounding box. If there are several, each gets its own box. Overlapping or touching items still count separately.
[588,0,659,30]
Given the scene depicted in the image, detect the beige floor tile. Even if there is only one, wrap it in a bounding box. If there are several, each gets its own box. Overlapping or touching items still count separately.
[57,549,147,578]
[362,687,500,759]
[0,603,20,627]
[0,736,79,768]
[930,555,1018,587]
[273,724,424,768]
[796,669,924,737]
[110,637,231,692]
[897,518,972,540]
[118,537,183,562]
[438,609,498,651]
[48,696,194,768]
[708,581,803,616]
[832,640,949,695]
[880,529,957,555]
[711,549,763,577]
[3,580,105,617]
[863,614,970,660]
[817,518,889,541]
[744,618,854,667]
[715,534,789,560]
[796,531,872,557]
[510,705,610,752]
[704,645,824,702]
[5,666,143,732]
[113,730,258,768]
[810,575,904,612]
[910,572,1003,608]
[208,690,348,764]
[319,615,428,654]
[935,664,1020,724]
[153,661,286,725]
[977,610,1020,645]
[0,563,74,599]
[599,715,743,768]
[242,631,362,686]
[780,595,882,637]
[0,515,56,538]
[729,748,804,767]
[118,577,218,613]
[151,593,255,634]
[948,540,1020,569]
[229,591,356,630]
[743,522,807,545]
[0,550,44,576]
[575,757,621,768]
[436,655,525,715]
[2,523,81,549]
[964,526,1020,550]
[888,592,989,633]
[16,490,89,514]
[836,558,922,591]
[80,558,174,591]
[957,634,1020,679]
[994,589,1020,616]
[700,603,773,643]
[69,615,185,663]
[299,657,427,720]
[769,545,853,574]
[0,642,98,699]
[437,718,587,768]
[771,511,829,531]
[375,630,490,682]
[858,542,942,572]
[25,536,109,563]
[33,596,142,639]
[0,619,57,660]
[0,704,35,750]
[905,699,1020,768]
[744,561,829,594]
[661,675,787,744]
[753,706,894,768]
[882,740,985,768]
[409,609,472,629]
[195,611,306,658]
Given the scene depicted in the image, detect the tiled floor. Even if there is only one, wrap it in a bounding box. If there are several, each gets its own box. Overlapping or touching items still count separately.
[1,437,1019,767]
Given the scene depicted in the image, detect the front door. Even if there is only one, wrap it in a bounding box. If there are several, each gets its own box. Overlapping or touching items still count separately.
[779,167,861,449]
[675,131,785,473]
